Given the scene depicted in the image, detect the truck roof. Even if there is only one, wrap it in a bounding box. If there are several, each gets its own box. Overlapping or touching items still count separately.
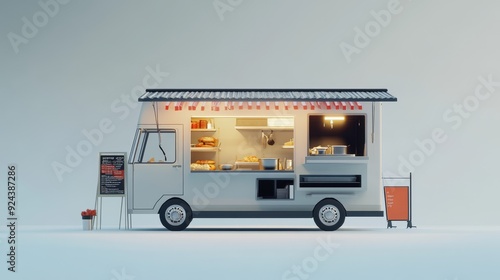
[138,89,397,102]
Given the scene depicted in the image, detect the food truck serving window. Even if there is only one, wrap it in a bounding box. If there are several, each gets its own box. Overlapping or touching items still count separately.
[134,129,177,163]
[308,115,366,156]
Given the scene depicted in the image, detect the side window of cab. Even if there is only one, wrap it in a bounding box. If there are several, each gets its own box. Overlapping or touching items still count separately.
[130,129,176,163]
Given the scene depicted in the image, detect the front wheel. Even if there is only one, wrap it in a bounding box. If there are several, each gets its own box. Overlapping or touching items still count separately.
[313,199,346,231]
[159,198,192,231]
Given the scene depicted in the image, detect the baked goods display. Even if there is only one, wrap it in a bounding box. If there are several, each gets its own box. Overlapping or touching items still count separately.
[283,138,294,146]
[195,136,217,147]
[235,156,260,170]
[190,160,216,171]
[195,160,215,165]
[243,155,259,162]
[191,125,217,170]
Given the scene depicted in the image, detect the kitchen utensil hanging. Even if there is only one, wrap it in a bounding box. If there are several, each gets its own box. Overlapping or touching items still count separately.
[261,130,275,146]
[267,130,275,145]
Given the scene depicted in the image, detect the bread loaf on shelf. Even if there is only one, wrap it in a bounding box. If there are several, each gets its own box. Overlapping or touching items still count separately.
[193,160,216,170]
[196,136,217,147]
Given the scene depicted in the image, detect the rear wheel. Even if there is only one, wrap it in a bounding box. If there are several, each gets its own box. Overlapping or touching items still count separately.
[313,199,346,231]
[159,198,192,231]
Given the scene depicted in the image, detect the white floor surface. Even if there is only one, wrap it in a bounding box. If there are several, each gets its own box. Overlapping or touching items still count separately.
[1,219,498,280]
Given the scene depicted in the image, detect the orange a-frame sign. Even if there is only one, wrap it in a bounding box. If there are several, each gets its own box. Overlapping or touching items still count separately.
[384,186,409,221]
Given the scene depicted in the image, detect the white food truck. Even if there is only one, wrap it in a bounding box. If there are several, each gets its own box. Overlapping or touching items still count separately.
[127,89,397,230]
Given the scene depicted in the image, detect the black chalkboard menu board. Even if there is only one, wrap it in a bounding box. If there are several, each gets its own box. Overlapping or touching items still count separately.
[99,153,126,196]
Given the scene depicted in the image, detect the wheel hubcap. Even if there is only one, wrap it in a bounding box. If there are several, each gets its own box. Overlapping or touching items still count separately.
[166,205,186,225]
[319,205,340,225]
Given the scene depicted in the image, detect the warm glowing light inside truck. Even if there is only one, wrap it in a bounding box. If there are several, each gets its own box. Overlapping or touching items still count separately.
[323,116,345,128]
[323,116,345,121]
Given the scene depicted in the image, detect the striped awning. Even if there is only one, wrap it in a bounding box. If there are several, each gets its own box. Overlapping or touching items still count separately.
[139,89,396,111]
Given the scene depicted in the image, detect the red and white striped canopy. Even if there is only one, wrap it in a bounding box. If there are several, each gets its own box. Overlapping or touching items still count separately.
[164,101,364,111]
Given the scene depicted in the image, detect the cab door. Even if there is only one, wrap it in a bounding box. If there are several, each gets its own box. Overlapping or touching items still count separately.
[130,126,183,209]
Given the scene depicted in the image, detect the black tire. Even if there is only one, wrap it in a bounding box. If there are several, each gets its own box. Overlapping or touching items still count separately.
[159,198,192,231]
[313,199,346,231]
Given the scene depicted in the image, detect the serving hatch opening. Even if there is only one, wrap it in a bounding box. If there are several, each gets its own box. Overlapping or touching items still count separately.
[309,115,366,156]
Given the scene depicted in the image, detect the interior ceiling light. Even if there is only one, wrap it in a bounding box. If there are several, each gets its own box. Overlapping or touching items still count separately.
[324,116,345,121]
[324,116,345,129]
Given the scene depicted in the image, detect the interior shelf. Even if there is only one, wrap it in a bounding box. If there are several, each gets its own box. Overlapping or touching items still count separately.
[191,129,217,132]
[191,147,218,152]
[235,126,293,131]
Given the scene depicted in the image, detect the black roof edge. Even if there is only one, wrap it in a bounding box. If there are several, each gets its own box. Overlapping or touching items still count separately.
[145,88,389,92]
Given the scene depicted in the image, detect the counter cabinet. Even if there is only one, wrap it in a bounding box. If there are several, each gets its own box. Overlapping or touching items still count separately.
[257,178,294,200]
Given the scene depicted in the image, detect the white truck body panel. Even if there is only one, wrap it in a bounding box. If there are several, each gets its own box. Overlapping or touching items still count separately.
[127,102,386,218]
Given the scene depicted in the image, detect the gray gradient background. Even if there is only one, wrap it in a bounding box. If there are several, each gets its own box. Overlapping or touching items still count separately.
[1,0,499,228]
